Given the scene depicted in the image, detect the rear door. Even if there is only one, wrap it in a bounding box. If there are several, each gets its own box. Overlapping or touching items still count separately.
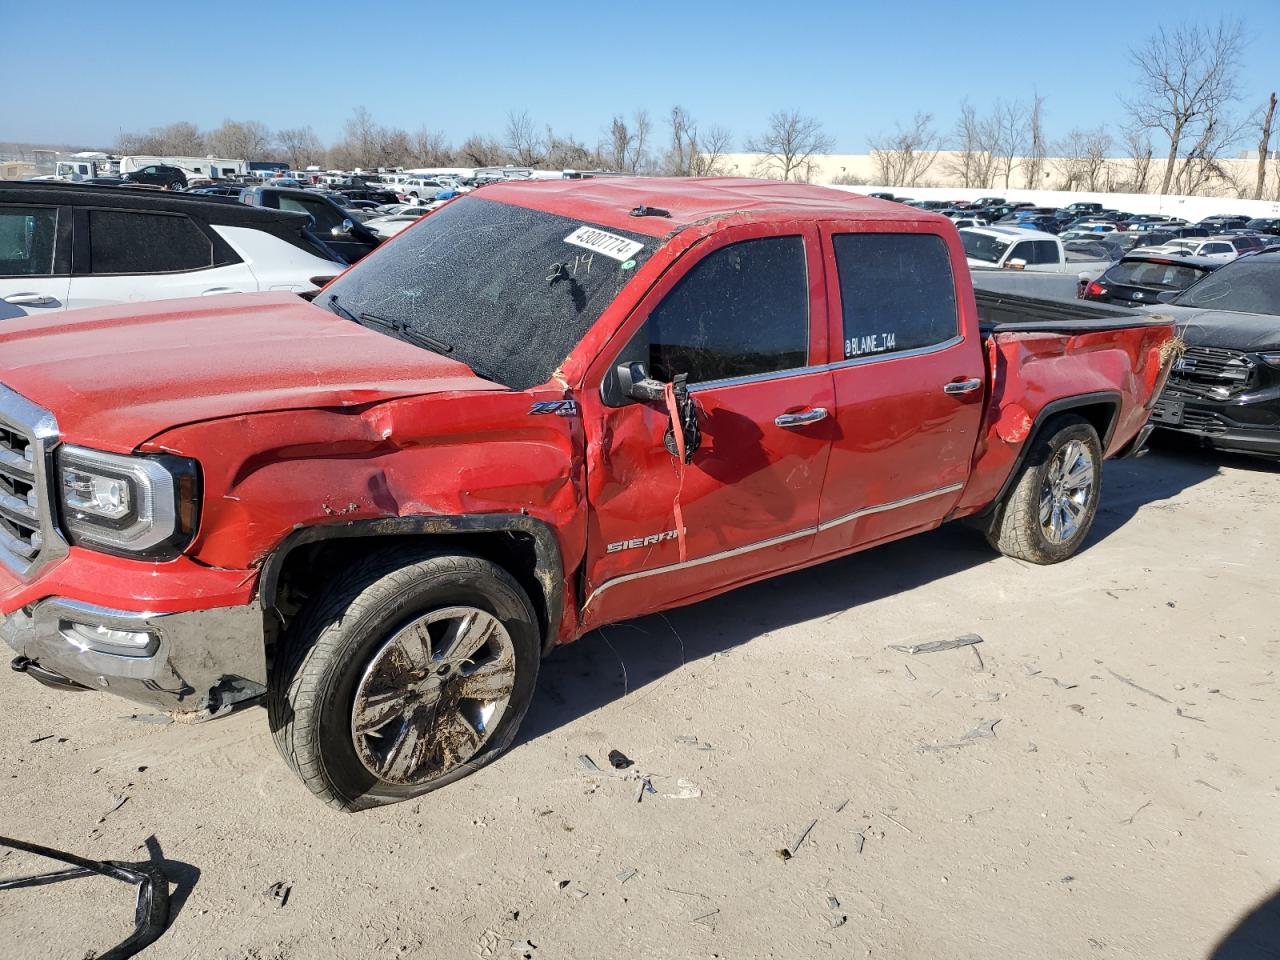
[581,225,834,628]
[67,208,253,309]
[0,203,69,319]
[813,226,984,559]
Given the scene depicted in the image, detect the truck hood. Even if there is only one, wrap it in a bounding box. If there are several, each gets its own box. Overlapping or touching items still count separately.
[0,293,500,451]
[1149,305,1280,352]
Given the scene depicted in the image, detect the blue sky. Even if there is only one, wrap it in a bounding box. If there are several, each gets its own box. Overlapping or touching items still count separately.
[5,0,1278,153]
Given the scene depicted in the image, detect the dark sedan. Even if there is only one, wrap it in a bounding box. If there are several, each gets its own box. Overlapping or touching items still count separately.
[1081,254,1222,307]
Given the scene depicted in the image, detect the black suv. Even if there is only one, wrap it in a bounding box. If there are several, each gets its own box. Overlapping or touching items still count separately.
[122,164,188,190]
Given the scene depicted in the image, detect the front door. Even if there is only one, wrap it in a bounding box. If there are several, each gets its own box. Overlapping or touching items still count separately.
[813,226,984,558]
[0,204,68,319]
[580,226,834,629]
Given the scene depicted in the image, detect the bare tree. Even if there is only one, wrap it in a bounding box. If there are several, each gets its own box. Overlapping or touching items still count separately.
[544,127,602,170]
[116,122,205,156]
[1255,92,1277,200]
[869,113,940,187]
[993,99,1028,189]
[1022,94,1048,188]
[663,106,732,177]
[457,134,508,167]
[1119,125,1155,192]
[206,119,272,160]
[1125,18,1245,194]
[1175,111,1246,195]
[412,128,454,167]
[1055,127,1114,191]
[275,126,324,169]
[504,110,545,166]
[946,101,999,188]
[606,110,652,174]
[745,110,834,182]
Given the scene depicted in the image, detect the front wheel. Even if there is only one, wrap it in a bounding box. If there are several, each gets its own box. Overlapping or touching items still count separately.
[268,549,540,811]
[984,415,1102,564]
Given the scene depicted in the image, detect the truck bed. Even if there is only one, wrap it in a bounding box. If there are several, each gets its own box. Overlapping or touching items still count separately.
[975,288,1170,335]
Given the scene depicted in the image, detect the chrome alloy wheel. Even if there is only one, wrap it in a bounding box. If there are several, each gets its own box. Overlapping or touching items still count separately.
[1039,439,1095,544]
[350,606,516,785]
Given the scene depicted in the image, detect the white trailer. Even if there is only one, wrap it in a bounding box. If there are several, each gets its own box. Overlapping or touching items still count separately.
[118,155,248,180]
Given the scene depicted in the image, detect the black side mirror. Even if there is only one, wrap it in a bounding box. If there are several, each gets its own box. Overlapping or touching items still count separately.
[616,361,666,403]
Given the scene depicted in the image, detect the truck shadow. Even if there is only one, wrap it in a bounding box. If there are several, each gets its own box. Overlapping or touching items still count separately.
[519,446,1236,746]
[1208,888,1280,959]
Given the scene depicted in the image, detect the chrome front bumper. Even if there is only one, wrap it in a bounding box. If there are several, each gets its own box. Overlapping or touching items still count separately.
[2,599,267,717]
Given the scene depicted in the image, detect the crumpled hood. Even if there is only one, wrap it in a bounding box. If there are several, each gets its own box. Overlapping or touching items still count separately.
[1148,305,1280,352]
[0,293,499,451]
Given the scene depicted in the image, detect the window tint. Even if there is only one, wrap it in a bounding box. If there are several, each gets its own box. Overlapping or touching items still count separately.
[87,211,213,274]
[1030,240,1060,265]
[833,233,958,358]
[0,206,57,277]
[643,237,808,385]
[279,196,345,233]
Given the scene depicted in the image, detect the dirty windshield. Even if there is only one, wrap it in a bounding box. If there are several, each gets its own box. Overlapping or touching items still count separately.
[321,196,656,389]
[959,230,1010,263]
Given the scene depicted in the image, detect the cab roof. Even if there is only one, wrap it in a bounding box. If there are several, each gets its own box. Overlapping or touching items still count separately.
[474,176,944,237]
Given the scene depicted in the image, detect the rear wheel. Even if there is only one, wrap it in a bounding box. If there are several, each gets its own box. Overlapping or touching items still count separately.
[268,549,540,811]
[984,415,1102,564]
[168,181,184,191]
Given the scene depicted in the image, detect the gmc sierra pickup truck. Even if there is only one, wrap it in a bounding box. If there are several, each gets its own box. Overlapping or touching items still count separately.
[1,179,1175,810]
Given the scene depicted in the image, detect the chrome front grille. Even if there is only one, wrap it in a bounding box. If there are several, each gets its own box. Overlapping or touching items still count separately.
[0,384,65,578]
[1167,346,1254,398]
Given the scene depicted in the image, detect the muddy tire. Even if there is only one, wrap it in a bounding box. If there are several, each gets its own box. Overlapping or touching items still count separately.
[268,548,540,811]
[984,415,1102,564]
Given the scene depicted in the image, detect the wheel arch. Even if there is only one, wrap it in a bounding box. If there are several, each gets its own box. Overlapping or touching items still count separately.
[982,391,1121,517]
[258,515,564,658]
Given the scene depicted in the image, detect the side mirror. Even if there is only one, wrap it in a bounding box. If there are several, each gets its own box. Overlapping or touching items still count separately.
[616,361,666,403]
[1004,258,1027,271]
[331,219,354,237]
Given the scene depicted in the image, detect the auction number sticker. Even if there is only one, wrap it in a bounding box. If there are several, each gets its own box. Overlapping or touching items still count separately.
[564,226,644,262]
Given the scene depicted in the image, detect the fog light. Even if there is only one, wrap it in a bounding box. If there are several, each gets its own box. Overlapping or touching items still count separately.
[59,620,158,657]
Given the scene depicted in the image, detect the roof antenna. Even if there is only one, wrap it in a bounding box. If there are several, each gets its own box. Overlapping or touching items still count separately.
[630,205,671,218]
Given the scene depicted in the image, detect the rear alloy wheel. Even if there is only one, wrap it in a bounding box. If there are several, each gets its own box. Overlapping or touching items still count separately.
[984,415,1102,564]
[269,549,540,811]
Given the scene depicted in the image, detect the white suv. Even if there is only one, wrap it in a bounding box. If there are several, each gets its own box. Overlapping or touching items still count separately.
[0,182,345,320]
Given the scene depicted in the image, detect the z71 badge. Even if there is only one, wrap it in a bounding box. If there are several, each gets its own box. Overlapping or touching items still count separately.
[528,400,579,417]
[606,529,682,553]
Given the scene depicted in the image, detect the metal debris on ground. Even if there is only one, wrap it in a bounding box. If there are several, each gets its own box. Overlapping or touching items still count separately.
[1121,800,1151,825]
[511,939,537,959]
[264,880,292,908]
[854,831,866,854]
[779,818,818,860]
[963,719,1001,740]
[616,868,637,884]
[1176,707,1207,723]
[889,633,983,656]
[690,908,720,928]
[828,914,848,929]
[1068,704,1085,714]
[577,754,605,775]
[29,734,54,744]
[879,812,913,834]
[826,895,840,909]
[833,798,850,813]
[99,794,129,824]
[675,735,714,751]
[1106,668,1172,704]
[633,777,655,803]
[663,779,702,800]
[607,749,634,770]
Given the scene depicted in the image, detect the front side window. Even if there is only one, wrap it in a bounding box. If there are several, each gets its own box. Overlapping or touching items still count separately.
[86,211,213,274]
[960,230,1010,263]
[833,232,958,359]
[0,206,57,277]
[643,236,809,385]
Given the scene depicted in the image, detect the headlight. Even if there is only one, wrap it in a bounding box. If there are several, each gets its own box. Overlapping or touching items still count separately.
[56,445,200,559]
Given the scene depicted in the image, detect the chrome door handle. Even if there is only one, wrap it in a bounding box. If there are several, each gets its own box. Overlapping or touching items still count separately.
[3,293,56,306]
[774,408,829,428]
[943,378,983,395]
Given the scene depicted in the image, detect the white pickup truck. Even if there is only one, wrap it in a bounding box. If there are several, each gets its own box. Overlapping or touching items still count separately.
[960,225,1112,278]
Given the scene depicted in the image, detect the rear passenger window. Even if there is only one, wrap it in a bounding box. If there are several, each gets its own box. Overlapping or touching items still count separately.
[644,236,809,385]
[1031,240,1059,265]
[87,211,213,274]
[832,233,958,359]
[0,207,57,277]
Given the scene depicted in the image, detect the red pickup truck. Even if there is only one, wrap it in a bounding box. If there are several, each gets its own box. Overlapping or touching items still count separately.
[1,179,1174,810]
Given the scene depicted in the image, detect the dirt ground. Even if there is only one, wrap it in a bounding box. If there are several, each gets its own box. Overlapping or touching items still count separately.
[2,441,1277,960]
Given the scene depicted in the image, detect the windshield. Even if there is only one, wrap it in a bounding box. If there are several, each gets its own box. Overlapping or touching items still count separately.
[321,196,656,389]
[1172,258,1280,314]
[959,230,1010,263]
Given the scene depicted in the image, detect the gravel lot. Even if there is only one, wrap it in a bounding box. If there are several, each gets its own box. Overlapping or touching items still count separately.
[2,442,1277,960]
